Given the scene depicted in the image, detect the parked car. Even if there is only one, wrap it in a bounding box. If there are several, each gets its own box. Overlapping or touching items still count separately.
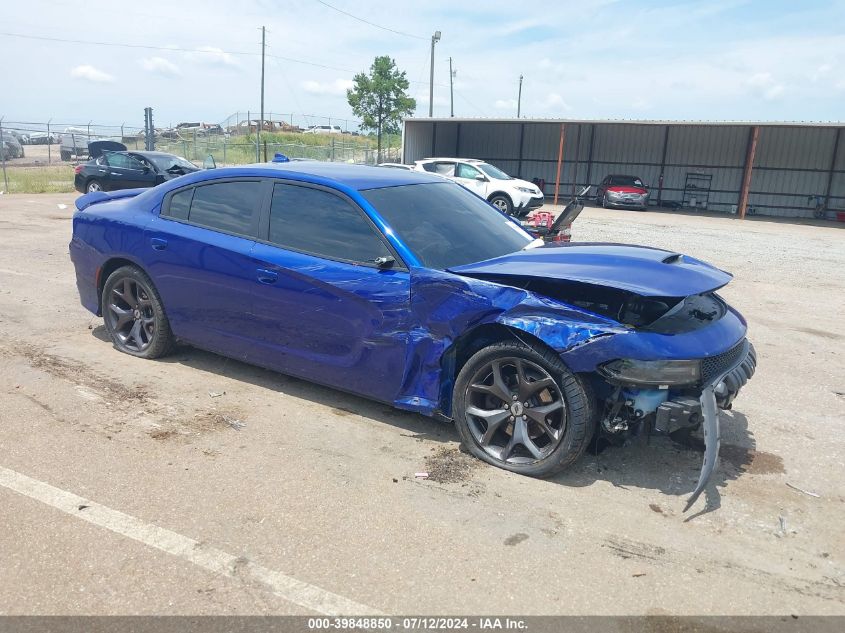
[303,125,343,135]
[596,175,649,210]
[9,130,30,145]
[0,131,24,159]
[69,162,756,510]
[60,127,95,160]
[73,141,200,193]
[414,158,544,217]
[28,131,56,145]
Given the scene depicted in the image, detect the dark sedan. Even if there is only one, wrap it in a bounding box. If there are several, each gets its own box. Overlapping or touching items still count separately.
[73,141,200,194]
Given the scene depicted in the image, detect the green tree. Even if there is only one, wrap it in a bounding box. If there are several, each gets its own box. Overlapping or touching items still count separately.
[347,56,416,163]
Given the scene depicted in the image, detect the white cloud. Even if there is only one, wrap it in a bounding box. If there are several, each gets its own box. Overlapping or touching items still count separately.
[541,93,572,111]
[185,46,238,67]
[746,72,785,100]
[70,64,114,83]
[494,98,518,111]
[302,78,354,96]
[141,57,181,77]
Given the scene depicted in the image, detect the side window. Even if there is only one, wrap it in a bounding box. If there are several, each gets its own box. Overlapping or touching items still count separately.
[456,163,481,179]
[433,162,456,177]
[268,184,390,264]
[186,181,262,235]
[167,188,193,220]
[106,153,145,170]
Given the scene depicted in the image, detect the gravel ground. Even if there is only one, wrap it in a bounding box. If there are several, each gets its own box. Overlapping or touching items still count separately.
[0,193,843,615]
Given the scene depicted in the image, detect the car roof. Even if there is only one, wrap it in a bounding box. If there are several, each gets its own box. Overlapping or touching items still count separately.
[419,157,484,164]
[130,151,182,159]
[234,161,442,190]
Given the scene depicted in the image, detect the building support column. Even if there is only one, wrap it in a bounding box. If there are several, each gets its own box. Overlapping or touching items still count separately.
[824,127,841,210]
[738,125,760,219]
[584,124,595,189]
[553,123,566,206]
[657,125,670,205]
[517,123,525,179]
[431,122,437,157]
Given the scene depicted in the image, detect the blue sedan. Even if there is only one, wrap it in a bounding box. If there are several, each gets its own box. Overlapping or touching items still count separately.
[69,162,756,509]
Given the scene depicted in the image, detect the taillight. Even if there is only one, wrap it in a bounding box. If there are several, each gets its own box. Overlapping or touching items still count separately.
[74,165,83,174]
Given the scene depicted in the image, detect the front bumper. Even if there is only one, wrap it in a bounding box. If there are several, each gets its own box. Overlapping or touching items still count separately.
[684,340,757,511]
[516,194,545,212]
[605,195,648,209]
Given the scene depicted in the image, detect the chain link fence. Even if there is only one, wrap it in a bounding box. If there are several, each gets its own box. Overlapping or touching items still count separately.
[0,114,402,193]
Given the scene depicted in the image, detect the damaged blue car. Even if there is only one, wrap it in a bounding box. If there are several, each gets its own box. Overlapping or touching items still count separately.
[69,163,756,509]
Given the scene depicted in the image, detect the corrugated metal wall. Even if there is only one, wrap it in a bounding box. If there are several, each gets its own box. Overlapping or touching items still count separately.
[403,120,844,218]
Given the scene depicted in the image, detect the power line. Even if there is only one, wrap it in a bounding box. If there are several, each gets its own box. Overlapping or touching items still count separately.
[312,0,426,40]
[0,31,355,73]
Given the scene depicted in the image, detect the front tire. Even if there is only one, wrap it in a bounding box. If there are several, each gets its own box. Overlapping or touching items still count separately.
[102,266,173,359]
[489,194,513,215]
[453,340,593,477]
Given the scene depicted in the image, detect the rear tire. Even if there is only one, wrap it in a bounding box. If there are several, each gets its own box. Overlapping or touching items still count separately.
[86,179,103,193]
[453,340,594,477]
[102,266,173,359]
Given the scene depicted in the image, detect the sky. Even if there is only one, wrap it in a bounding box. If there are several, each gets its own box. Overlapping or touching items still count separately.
[2,0,844,130]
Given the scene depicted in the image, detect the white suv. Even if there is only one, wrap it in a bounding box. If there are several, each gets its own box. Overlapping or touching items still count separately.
[413,158,544,216]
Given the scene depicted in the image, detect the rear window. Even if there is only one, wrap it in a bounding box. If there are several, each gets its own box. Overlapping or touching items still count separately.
[165,181,262,236]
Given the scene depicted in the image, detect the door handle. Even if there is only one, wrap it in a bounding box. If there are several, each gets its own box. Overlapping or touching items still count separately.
[110,172,121,176]
[256,268,278,284]
[150,237,168,251]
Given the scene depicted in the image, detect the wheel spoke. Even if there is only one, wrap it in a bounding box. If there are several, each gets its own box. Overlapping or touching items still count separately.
[511,417,544,459]
[466,406,511,446]
[518,376,555,402]
[127,320,142,349]
[110,305,133,329]
[470,359,512,404]
[525,402,564,441]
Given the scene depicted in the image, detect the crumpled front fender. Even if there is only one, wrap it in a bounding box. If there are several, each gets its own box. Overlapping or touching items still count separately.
[396,268,621,416]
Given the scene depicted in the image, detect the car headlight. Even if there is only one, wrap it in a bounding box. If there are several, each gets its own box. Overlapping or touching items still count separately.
[607,190,622,197]
[599,358,700,386]
[516,186,535,194]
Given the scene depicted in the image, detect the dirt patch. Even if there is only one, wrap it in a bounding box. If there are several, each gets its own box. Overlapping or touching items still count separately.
[423,446,479,484]
[793,327,843,340]
[12,342,149,403]
[720,445,785,475]
[649,503,665,515]
[504,533,529,546]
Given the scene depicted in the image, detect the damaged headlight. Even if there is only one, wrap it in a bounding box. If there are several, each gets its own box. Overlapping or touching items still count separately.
[599,358,700,386]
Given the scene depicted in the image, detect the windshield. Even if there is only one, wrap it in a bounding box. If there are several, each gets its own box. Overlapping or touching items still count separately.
[478,163,513,180]
[610,175,644,187]
[144,154,198,172]
[362,182,533,270]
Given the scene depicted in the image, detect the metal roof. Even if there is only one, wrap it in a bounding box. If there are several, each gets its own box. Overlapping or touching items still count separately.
[405,117,844,128]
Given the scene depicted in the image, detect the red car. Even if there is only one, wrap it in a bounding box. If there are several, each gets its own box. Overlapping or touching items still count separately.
[596,174,649,210]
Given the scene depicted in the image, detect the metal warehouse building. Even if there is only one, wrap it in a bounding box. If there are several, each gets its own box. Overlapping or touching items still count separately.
[402,118,844,219]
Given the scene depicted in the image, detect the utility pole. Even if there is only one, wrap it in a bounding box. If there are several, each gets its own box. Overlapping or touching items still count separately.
[449,57,455,117]
[258,25,265,162]
[429,30,441,117]
[517,74,523,118]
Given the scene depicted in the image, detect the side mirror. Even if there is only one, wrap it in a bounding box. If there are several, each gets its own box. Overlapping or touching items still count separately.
[374,255,395,268]
[475,174,487,181]
[203,154,216,169]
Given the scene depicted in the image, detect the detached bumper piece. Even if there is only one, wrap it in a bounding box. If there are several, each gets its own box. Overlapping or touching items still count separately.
[684,340,757,511]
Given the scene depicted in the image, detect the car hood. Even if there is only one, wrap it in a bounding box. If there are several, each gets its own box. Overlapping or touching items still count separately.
[448,243,732,297]
[607,185,647,194]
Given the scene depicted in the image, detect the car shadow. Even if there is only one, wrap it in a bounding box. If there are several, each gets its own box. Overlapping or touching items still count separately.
[92,326,764,513]
[552,408,765,519]
[92,325,455,444]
